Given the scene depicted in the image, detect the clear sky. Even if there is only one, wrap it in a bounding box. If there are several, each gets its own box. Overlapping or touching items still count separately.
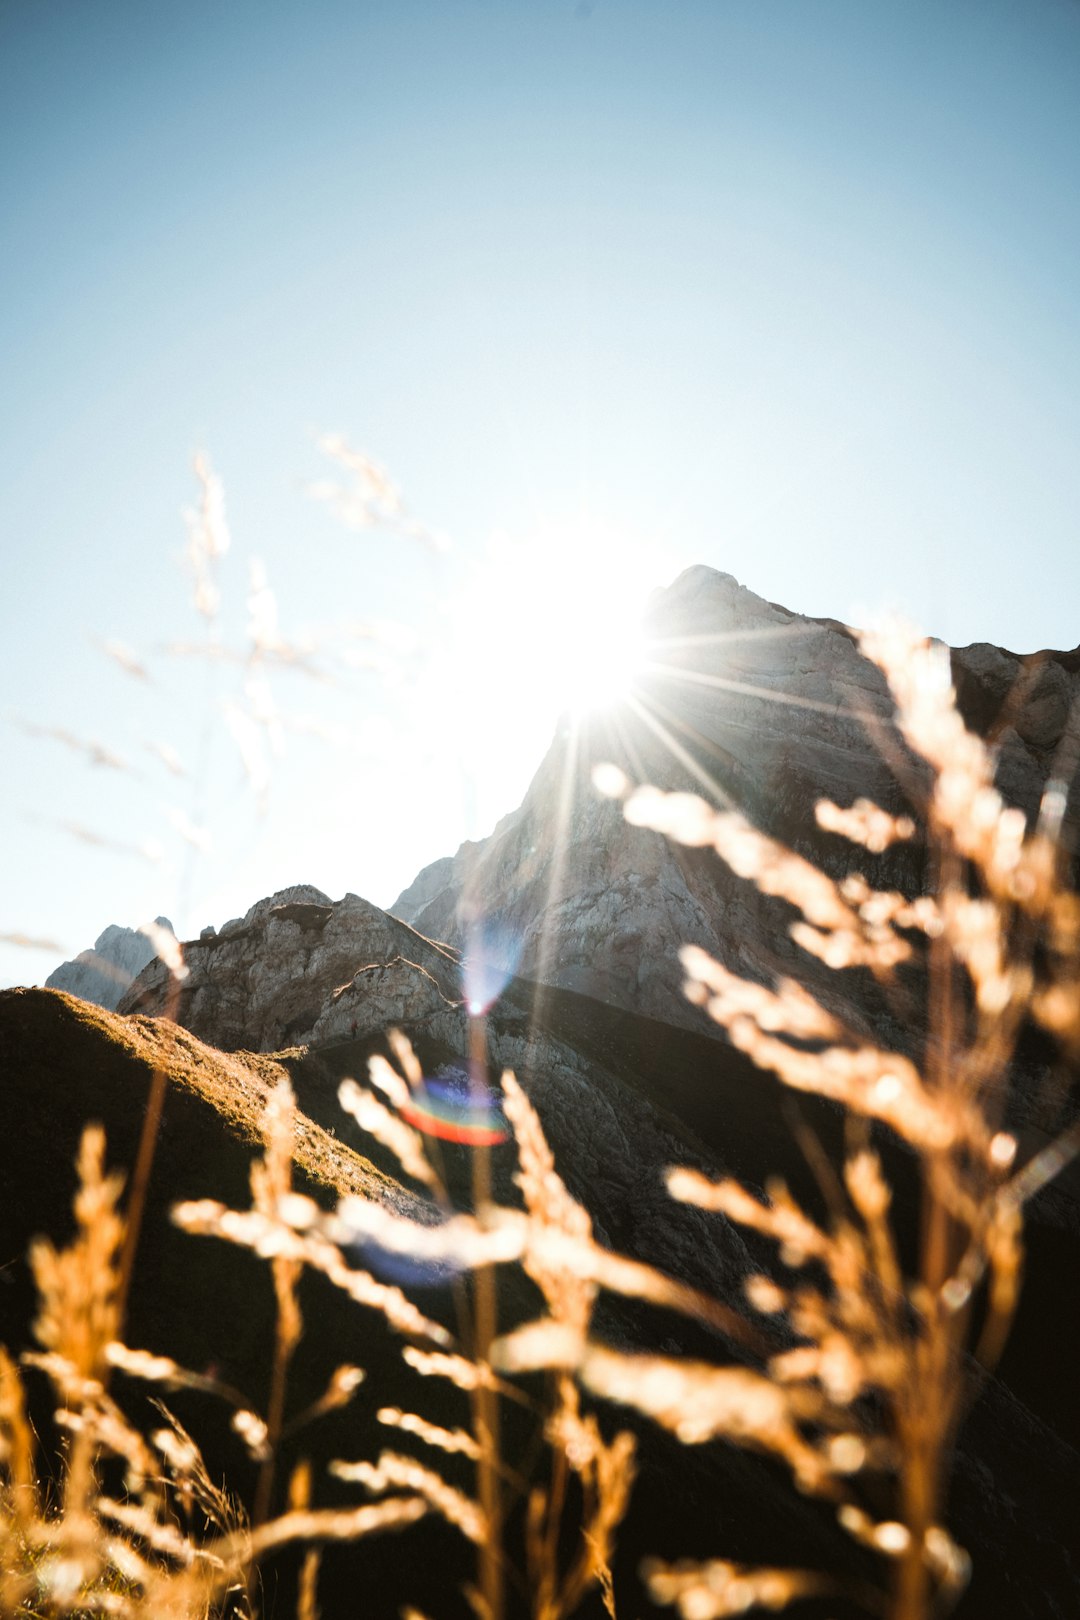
[4,0,1080,988]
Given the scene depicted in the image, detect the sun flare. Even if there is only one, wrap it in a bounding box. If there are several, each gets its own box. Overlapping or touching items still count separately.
[548,599,650,719]
[430,516,667,833]
[459,520,653,725]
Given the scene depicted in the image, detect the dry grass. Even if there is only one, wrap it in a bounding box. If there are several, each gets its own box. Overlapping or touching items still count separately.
[31,992,405,1206]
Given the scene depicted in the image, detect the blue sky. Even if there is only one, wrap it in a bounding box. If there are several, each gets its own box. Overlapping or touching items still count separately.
[4,0,1080,987]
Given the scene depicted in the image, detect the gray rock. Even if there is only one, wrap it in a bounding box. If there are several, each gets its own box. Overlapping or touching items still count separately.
[303,955,460,1046]
[241,883,331,929]
[117,889,461,1053]
[389,854,456,928]
[46,917,174,1011]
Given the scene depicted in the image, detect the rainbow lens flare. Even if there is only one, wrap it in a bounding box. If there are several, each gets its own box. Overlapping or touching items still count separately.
[400,1070,509,1147]
[401,1069,511,1146]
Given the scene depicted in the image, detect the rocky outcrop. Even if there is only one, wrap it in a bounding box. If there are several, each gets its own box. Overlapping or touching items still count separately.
[45,917,174,1010]
[393,567,1080,1033]
[118,886,462,1052]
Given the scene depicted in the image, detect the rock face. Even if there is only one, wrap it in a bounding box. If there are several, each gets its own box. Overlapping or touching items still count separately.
[390,852,456,922]
[46,917,174,1011]
[392,567,1080,1031]
[118,887,461,1053]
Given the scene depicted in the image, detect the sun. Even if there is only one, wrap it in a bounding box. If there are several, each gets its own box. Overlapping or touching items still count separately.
[546,596,650,718]
[430,514,663,833]
[460,518,654,727]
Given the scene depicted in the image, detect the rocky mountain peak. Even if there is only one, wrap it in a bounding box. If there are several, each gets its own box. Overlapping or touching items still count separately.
[45,916,175,1011]
[118,889,461,1052]
[391,566,1080,1031]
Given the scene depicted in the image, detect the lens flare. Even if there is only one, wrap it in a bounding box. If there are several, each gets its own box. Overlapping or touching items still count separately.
[348,1232,462,1291]
[399,1070,509,1148]
[462,918,522,1016]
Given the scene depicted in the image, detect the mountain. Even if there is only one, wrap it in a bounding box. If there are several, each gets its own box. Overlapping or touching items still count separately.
[45,916,175,1010]
[7,568,1080,1617]
[117,885,463,1052]
[392,567,1080,1035]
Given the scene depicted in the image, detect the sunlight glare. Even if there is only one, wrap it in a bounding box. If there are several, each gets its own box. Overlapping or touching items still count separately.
[461,518,654,731]
[558,602,649,717]
[425,514,671,840]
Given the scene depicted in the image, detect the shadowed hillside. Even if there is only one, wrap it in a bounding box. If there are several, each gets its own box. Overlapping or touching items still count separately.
[2,984,1077,1617]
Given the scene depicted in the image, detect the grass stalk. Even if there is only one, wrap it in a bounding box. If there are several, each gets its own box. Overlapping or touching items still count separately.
[469,1010,503,1620]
